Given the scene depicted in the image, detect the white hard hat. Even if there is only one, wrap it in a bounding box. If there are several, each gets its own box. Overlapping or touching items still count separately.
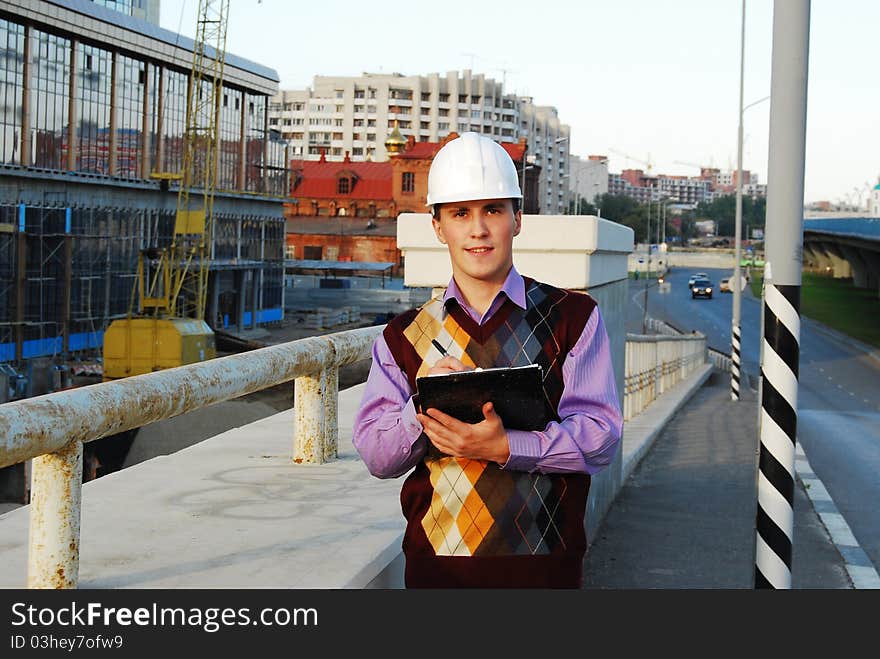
[426,132,522,207]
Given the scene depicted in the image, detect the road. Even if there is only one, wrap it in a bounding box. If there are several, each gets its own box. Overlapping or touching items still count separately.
[627,265,880,573]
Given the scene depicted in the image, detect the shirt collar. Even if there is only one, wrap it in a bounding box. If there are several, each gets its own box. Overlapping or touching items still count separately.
[442,265,527,311]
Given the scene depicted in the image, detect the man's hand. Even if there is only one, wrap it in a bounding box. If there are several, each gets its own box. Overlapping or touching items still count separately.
[427,355,470,375]
[416,402,511,465]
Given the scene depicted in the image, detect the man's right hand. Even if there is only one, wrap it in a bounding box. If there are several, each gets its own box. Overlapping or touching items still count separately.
[427,355,471,375]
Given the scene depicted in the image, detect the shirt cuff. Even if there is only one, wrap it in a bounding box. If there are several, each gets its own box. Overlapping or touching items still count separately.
[401,396,424,442]
[501,429,542,472]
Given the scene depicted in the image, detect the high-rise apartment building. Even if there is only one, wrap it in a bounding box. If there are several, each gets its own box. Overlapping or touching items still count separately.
[270,70,571,214]
[569,154,609,210]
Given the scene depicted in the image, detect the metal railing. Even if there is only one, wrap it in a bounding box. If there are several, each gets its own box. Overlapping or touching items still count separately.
[2,320,707,589]
[646,316,732,372]
[0,325,382,589]
[623,333,707,422]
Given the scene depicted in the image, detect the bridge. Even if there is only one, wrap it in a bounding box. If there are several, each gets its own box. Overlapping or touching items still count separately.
[1,214,716,588]
[802,217,880,294]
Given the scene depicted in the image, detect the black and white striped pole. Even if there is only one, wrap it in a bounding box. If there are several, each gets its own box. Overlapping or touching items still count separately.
[731,0,745,401]
[754,0,810,590]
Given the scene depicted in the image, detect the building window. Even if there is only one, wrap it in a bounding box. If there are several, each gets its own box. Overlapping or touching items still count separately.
[338,177,350,194]
[402,172,415,194]
[303,245,323,260]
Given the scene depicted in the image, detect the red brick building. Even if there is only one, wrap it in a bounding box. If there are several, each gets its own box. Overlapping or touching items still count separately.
[389,131,537,214]
[283,130,538,277]
[285,151,397,219]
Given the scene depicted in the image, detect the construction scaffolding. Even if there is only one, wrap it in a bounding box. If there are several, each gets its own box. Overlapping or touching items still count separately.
[0,202,284,370]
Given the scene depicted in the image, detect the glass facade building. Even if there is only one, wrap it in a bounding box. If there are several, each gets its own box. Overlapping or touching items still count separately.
[0,16,285,189]
[0,1,288,367]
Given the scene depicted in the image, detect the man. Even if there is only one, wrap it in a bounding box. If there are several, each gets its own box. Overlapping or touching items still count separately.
[353,132,622,588]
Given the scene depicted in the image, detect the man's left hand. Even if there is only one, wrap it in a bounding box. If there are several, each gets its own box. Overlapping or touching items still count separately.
[416,402,511,465]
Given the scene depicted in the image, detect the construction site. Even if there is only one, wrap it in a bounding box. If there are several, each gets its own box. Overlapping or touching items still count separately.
[0,0,295,501]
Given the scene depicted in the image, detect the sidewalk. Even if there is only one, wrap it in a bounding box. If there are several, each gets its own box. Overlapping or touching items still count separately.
[583,369,854,589]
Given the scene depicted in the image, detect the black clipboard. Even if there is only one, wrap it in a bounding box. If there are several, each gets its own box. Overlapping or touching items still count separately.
[415,363,549,431]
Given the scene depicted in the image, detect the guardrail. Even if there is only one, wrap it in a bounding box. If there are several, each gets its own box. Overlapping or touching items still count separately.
[0,325,382,589]
[646,316,732,372]
[623,333,707,422]
[2,321,708,589]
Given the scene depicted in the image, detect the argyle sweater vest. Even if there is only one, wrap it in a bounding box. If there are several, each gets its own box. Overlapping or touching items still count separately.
[383,277,598,588]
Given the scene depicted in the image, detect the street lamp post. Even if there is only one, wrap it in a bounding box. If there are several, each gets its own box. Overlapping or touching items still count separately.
[731,0,746,402]
[643,196,651,333]
[519,160,535,212]
[732,3,770,401]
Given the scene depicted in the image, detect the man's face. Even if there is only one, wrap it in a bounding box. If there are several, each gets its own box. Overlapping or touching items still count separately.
[432,198,522,288]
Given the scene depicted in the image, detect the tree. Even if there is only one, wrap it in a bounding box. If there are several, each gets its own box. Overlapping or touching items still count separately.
[692,194,767,237]
[567,198,597,215]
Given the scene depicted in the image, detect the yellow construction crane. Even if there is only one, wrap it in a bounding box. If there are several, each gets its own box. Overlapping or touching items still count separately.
[103,0,230,380]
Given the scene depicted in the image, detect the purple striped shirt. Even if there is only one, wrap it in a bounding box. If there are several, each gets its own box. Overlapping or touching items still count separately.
[352,267,623,478]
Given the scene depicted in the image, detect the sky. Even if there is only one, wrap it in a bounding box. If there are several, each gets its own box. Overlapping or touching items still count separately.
[159,0,880,207]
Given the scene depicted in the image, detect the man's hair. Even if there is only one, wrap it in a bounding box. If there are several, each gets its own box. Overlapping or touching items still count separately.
[431,198,521,217]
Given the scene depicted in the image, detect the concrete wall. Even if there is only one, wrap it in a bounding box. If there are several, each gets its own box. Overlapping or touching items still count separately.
[580,277,627,540]
[663,249,737,270]
[397,213,633,290]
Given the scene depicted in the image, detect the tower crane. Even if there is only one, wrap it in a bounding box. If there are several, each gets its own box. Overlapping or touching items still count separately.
[103,0,230,380]
[609,148,654,174]
[673,158,717,174]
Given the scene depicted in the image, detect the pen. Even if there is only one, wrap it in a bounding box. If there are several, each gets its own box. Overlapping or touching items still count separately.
[431,339,448,356]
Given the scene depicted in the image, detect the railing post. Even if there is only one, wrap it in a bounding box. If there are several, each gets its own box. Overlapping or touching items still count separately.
[27,440,82,589]
[293,372,326,464]
[293,339,338,464]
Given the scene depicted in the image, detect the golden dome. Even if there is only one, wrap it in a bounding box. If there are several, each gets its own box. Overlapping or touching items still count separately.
[385,120,407,156]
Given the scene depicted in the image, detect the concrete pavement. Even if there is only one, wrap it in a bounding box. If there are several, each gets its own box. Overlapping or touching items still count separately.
[583,369,854,589]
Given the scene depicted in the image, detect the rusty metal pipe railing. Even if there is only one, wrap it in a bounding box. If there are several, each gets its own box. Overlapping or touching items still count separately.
[0,325,383,588]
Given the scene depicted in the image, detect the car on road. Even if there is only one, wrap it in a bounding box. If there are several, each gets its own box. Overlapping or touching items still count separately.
[687,272,709,288]
[720,277,732,293]
[691,278,713,299]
